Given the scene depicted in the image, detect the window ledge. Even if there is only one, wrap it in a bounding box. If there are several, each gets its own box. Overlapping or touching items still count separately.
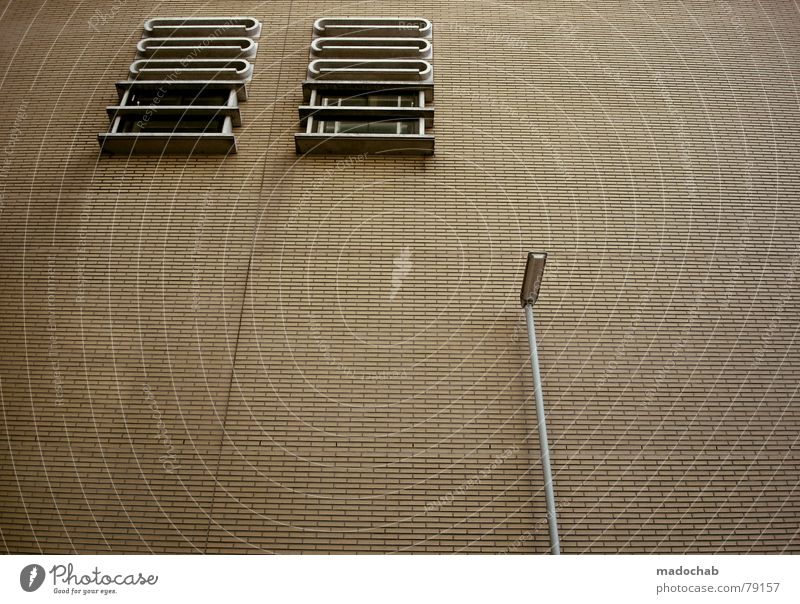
[295,133,433,156]
[106,105,242,127]
[98,132,236,155]
[115,80,249,101]
[301,80,432,103]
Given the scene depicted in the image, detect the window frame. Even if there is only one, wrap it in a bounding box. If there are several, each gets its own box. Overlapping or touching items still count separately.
[305,89,427,137]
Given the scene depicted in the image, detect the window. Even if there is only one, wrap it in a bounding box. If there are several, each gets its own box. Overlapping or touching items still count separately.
[295,17,434,156]
[319,93,419,107]
[123,88,236,108]
[320,119,419,135]
[98,17,262,155]
[116,116,227,134]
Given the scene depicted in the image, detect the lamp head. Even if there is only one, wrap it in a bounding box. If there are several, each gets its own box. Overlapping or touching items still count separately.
[520,251,547,307]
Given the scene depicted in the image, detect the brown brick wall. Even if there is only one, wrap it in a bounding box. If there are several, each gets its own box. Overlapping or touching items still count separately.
[0,0,798,553]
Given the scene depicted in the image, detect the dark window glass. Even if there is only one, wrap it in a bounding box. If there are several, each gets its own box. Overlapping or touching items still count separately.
[319,92,418,108]
[117,116,225,133]
[321,119,419,135]
[126,90,231,106]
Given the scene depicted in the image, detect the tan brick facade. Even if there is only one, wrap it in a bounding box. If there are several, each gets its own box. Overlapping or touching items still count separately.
[1,1,798,553]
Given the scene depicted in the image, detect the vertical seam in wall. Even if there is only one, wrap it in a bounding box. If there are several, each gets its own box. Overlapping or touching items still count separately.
[202,1,294,553]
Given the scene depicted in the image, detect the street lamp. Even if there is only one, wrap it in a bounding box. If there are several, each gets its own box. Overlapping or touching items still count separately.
[520,251,561,555]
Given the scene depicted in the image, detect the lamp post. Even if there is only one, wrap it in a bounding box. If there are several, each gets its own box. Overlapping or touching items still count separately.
[520,251,561,555]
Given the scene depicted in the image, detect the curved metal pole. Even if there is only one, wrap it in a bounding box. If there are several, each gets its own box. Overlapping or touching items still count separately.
[524,302,561,554]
